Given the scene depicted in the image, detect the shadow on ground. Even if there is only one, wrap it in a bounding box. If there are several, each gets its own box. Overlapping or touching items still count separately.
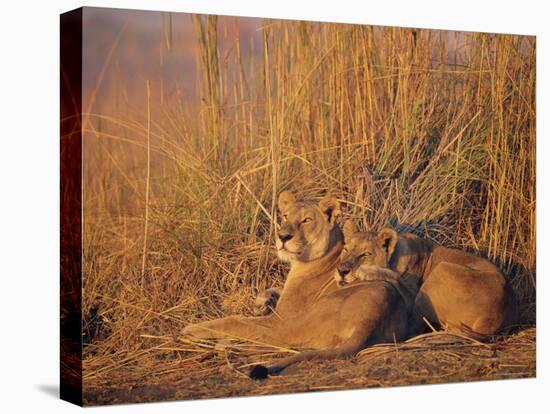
[36,384,59,399]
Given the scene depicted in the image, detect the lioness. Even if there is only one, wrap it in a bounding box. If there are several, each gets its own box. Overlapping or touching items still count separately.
[182,191,411,378]
[338,221,518,339]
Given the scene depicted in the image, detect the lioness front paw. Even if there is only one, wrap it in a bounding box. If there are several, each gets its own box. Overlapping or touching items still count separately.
[253,288,281,316]
[181,322,215,340]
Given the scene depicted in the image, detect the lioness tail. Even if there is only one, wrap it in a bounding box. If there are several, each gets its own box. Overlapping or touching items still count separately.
[249,332,366,379]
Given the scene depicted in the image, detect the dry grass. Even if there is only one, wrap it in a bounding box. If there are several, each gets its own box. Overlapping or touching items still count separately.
[82,328,536,405]
[71,14,536,404]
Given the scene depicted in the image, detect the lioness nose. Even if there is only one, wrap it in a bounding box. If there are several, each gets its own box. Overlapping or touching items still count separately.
[279,232,293,243]
[338,267,350,277]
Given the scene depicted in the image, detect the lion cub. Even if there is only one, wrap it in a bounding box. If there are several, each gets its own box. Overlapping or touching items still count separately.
[335,221,420,311]
[335,220,517,340]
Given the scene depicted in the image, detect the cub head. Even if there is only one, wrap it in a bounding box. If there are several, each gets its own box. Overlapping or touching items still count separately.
[335,221,398,286]
[276,191,341,263]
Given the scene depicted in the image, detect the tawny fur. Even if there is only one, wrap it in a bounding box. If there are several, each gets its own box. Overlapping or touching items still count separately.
[338,221,518,340]
[182,192,412,378]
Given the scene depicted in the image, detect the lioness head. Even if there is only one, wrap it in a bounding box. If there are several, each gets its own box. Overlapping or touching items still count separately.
[276,191,341,263]
[335,221,398,286]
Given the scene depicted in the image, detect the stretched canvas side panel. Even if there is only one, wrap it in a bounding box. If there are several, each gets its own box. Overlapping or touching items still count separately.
[60,7,83,407]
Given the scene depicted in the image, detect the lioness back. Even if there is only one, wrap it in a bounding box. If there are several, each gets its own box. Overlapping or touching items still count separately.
[260,279,410,352]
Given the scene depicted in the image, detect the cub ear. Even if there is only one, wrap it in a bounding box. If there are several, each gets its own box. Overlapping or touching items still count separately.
[342,220,358,241]
[318,195,341,225]
[278,191,296,213]
[376,228,398,257]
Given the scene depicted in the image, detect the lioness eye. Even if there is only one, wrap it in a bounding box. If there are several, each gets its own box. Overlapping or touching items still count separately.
[302,217,312,224]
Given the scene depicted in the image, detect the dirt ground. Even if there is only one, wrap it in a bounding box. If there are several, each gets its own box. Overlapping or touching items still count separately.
[82,327,535,406]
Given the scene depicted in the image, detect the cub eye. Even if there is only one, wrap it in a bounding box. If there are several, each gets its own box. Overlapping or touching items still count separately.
[359,252,372,258]
[302,217,313,224]
[282,214,288,221]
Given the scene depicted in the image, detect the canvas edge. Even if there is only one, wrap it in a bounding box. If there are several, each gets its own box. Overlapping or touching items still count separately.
[60,6,83,407]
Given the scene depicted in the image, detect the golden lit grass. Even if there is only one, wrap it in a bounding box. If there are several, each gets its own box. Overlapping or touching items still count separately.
[73,16,536,402]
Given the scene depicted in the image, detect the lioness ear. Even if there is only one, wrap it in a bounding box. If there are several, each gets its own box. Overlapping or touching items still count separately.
[319,195,341,225]
[376,228,398,257]
[343,220,358,241]
[278,191,296,213]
